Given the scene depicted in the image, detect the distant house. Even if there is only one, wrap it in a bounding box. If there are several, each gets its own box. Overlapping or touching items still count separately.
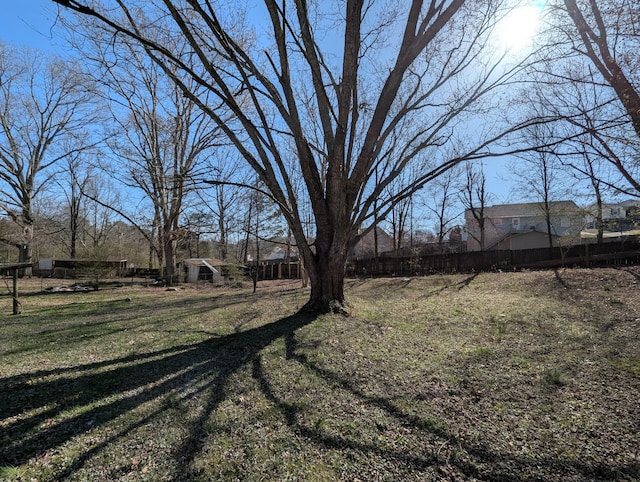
[486,229,563,250]
[257,243,299,262]
[619,199,640,209]
[465,201,584,251]
[351,226,395,258]
[584,202,627,228]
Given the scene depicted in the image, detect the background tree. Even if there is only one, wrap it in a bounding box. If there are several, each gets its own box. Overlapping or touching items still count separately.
[81,172,121,253]
[87,30,225,283]
[0,43,95,274]
[462,162,491,251]
[58,148,101,258]
[556,77,624,243]
[36,149,96,258]
[181,210,214,259]
[521,25,634,242]
[509,122,569,249]
[532,0,640,196]
[385,169,414,252]
[421,165,463,251]
[194,152,249,262]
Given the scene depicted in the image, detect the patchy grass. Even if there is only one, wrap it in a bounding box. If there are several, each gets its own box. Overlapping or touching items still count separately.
[1,270,639,481]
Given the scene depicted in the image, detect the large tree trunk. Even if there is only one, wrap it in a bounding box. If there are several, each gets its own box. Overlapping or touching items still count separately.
[595,195,604,244]
[18,237,33,277]
[300,227,350,313]
[163,231,177,285]
[18,208,34,277]
[304,254,347,313]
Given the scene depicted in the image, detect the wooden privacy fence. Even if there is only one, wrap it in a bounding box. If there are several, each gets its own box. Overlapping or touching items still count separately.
[347,240,640,277]
[255,260,301,280]
[239,241,640,281]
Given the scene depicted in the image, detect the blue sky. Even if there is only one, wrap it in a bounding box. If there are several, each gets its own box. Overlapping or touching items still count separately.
[0,1,62,51]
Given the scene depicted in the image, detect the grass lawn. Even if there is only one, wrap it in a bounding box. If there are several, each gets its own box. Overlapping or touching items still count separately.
[1,268,639,481]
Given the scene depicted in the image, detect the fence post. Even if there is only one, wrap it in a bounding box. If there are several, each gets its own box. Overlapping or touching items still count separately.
[13,268,19,315]
[585,242,589,267]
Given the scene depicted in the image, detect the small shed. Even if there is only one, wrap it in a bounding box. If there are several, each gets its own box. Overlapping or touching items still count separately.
[183,258,225,283]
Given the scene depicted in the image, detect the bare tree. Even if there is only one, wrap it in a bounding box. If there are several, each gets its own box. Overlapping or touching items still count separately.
[510,122,570,249]
[462,162,491,251]
[59,149,98,258]
[563,0,640,137]
[385,169,414,252]
[81,172,121,252]
[194,153,248,262]
[0,44,96,274]
[509,0,640,246]
[55,0,541,311]
[39,160,125,258]
[86,30,224,283]
[537,0,640,196]
[422,165,463,251]
[556,80,620,243]
[38,149,96,259]
[520,31,635,244]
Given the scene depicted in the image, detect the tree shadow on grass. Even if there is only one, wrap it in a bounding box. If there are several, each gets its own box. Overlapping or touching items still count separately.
[2,287,306,358]
[3,300,638,480]
[0,312,316,480]
[614,265,640,281]
[553,267,571,290]
[348,273,479,302]
[245,327,640,480]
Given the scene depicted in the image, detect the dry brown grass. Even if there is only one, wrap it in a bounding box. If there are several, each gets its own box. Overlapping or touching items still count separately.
[1,268,639,481]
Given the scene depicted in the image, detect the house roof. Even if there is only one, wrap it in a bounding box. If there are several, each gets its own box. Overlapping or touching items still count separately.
[585,201,626,210]
[260,244,299,261]
[469,200,581,219]
[356,226,394,251]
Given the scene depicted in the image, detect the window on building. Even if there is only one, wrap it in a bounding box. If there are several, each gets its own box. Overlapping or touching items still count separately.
[511,218,520,229]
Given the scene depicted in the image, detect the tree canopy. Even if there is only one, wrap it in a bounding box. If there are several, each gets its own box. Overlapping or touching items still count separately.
[52,0,545,311]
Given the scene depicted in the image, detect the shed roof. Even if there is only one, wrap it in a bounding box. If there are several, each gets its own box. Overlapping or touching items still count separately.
[0,262,32,270]
[183,258,226,267]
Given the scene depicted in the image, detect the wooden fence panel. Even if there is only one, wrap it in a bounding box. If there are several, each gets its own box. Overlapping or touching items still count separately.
[256,261,301,280]
[255,241,640,280]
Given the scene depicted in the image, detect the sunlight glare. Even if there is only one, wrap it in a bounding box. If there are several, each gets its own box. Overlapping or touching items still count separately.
[496,5,542,51]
